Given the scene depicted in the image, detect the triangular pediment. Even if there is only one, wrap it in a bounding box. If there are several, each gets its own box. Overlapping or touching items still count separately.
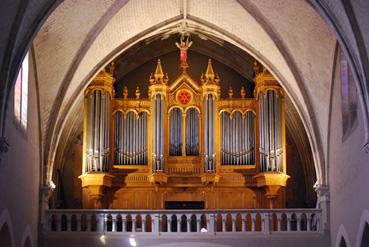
[168,71,200,93]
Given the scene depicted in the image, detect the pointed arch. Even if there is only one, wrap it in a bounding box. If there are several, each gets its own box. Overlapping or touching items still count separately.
[335,224,351,247]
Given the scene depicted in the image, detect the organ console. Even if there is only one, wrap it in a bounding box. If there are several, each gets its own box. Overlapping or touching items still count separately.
[79,40,289,210]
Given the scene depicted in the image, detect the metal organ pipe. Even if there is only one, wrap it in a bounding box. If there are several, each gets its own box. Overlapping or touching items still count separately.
[86,94,92,171]
[220,111,255,166]
[170,108,182,156]
[204,94,216,172]
[85,90,110,173]
[185,108,199,156]
[259,92,265,171]
[258,90,283,172]
[152,94,164,171]
[114,111,148,166]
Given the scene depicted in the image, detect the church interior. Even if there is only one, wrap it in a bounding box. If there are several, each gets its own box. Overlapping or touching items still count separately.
[0,1,369,247]
[54,34,316,212]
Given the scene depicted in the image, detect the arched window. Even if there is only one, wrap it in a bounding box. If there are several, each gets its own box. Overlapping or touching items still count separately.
[339,47,357,139]
[14,52,29,130]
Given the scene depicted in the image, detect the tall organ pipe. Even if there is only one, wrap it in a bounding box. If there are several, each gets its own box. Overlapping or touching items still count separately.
[152,94,164,171]
[185,108,199,156]
[85,90,110,173]
[220,111,255,165]
[114,111,148,165]
[258,90,283,172]
[204,94,216,171]
[170,108,182,156]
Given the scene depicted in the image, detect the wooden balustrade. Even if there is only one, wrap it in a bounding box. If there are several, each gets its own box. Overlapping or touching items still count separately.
[45,209,322,234]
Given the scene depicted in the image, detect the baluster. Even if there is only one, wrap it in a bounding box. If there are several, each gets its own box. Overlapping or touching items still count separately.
[317,215,321,231]
[232,215,236,232]
[122,217,126,232]
[297,213,301,232]
[261,214,265,232]
[277,213,281,232]
[76,214,81,232]
[67,214,71,232]
[177,215,181,232]
[97,214,104,232]
[209,214,215,234]
[196,215,201,232]
[142,219,146,232]
[154,214,159,234]
[112,215,116,232]
[251,214,256,232]
[186,215,191,232]
[222,215,226,233]
[242,214,246,232]
[168,219,172,233]
[85,214,90,232]
[306,213,311,232]
[287,214,291,231]
[132,215,136,232]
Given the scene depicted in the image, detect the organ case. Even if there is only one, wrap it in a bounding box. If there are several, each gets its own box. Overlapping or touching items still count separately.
[80,58,289,210]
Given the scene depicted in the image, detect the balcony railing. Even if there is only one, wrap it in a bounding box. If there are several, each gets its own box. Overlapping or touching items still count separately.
[45,209,322,235]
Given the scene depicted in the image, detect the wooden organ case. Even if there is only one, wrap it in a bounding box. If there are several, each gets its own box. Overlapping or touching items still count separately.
[80,56,290,210]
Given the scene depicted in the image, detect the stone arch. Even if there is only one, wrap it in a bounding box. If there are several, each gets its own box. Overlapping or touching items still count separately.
[21,225,33,247]
[309,0,369,150]
[335,224,351,247]
[42,4,328,198]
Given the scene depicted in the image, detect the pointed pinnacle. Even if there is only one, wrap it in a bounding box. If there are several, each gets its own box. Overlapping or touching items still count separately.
[154,59,164,79]
[205,59,215,78]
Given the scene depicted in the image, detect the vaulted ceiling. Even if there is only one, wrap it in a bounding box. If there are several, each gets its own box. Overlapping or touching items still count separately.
[28,0,337,188]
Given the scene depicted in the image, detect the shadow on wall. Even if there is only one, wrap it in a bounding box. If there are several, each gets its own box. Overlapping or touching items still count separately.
[361,223,369,247]
[339,237,347,247]
[0,223,12,247]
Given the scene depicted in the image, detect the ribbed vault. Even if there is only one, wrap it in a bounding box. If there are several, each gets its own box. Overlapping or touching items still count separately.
[31,0,336,196]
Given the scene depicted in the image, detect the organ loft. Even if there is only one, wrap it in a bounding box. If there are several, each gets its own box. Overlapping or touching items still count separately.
[79,36,290,210]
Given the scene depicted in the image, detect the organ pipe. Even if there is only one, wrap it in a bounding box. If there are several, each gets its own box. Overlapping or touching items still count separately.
[258,90,283,172]
[220,111,255,165]
[85,90,110,173]
[204,94,216,171]
[114,111,148,165]
[169,108,182,156]
[185,108,199,156]
[153,94,164,171]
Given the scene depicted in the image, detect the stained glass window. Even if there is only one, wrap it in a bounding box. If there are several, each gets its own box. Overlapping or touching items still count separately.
[340,48,357,138]
[14,52,29,130]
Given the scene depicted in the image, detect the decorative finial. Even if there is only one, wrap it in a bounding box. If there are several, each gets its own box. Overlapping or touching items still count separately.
[176,34,193,68]
[154,59,164,79]
[241,86,246,99]
[135,86,141,99]
[228,86,234,99]
[150,59,168,85]
[123,86,128,99]
[205,59,215,79]
[201,59,220,85]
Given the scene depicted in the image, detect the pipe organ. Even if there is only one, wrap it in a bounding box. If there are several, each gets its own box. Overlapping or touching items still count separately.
[80,56,289,210]
[114,111,148,165]
[220,111,255,165]
[185,108,199,156]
